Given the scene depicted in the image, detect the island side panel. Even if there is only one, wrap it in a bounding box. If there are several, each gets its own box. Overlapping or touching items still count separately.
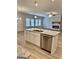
[51,34,59,55]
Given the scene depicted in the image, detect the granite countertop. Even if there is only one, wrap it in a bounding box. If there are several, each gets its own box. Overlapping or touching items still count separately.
[26,28,60,36]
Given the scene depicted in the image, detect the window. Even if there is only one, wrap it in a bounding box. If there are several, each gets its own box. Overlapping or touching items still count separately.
[26,18,42,28]
[38,19,41,26]
[30,19,34,27]
[35,19,38,26]
[35,19,42,26]
[26,18,30,27]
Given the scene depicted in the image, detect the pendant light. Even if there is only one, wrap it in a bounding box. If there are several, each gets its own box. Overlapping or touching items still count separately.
[52,0,55,2]
[34,0,38,7]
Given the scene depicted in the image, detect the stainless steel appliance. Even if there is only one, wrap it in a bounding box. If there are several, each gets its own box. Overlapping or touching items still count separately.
[40,34,52,53]
[52,22,61,31]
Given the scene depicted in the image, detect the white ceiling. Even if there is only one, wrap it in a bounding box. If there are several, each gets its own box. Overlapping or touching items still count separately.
[17,0,62,16]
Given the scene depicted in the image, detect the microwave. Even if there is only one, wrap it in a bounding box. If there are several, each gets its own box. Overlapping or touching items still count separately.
[52,23,61,30]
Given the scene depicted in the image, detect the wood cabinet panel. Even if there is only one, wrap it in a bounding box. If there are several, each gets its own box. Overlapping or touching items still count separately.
[25,31,40,47]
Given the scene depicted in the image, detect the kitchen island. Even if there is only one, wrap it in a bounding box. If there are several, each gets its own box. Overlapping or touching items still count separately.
[24,28,60,55]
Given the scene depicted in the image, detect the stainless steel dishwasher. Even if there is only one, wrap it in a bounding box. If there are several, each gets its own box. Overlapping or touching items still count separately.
[40,33,52,53]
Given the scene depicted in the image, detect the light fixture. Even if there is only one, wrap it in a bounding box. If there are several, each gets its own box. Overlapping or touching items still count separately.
[19,17,21,20]
[17,17,21,20]
[51,0,54,2]
[48,14,52,17]
[34,0,38,7]
[34,16,37,18]
[52,12,57,14]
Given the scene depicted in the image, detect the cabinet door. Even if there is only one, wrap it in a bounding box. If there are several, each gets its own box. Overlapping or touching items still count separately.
[29,32,40,47]
[33,32,40,47]
[29,32,35,44]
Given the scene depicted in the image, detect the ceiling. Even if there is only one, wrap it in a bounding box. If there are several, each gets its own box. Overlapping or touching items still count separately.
[17,0,62,16]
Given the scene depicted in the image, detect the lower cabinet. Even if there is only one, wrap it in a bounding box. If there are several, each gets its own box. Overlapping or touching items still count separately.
[25,31,40,47]
[33,33,40,47]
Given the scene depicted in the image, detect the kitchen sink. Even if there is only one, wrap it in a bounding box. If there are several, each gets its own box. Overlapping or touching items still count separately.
[33,30,43,32]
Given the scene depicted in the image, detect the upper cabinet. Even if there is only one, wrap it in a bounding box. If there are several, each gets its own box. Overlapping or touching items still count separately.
[52,15,61,22]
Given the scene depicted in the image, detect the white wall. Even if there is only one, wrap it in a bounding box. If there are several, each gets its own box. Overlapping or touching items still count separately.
[43,17,53,29]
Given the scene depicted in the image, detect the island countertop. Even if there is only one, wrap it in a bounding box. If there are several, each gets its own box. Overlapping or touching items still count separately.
[26,28,60,36]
